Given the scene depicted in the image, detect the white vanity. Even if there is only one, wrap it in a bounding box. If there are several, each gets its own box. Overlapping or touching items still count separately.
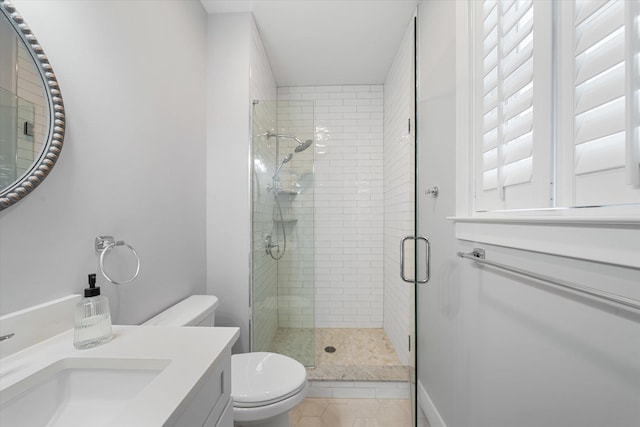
[0,296,239,427]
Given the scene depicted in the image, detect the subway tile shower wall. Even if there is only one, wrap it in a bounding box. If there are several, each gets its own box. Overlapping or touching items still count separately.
[278,85,385,328]
[16,43,47,175]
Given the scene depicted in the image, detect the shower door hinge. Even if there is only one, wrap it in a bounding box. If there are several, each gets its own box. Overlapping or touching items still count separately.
[408,335,411,352]
[408,118,411,134]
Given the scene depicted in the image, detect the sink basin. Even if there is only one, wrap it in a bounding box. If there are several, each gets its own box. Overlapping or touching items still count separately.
[0,358,168,427]
[0,321,239,427]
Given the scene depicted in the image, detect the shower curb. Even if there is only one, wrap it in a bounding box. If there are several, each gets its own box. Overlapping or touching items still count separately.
[307,379,409,399]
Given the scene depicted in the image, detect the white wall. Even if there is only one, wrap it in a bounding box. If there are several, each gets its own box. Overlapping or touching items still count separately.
[206,13,277,353]
[0,0,208,324]
[416,2,458,424]
[416,2,640,427]
[452,244,640,427]
[206,13,251,353]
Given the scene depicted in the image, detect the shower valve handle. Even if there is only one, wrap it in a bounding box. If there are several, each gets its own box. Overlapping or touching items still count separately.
[264,234,280,254]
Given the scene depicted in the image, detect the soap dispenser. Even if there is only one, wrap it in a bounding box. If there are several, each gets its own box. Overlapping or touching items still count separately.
[74,273,112,349]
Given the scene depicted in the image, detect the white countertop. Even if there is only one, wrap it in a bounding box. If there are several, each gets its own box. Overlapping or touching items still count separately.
[0,325,239,427]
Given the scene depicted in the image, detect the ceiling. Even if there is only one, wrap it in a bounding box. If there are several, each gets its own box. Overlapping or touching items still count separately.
[200,0,418,87]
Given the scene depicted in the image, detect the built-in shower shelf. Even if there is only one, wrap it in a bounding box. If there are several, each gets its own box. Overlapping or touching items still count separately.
[274,218,298,224]
[276,190,299,197]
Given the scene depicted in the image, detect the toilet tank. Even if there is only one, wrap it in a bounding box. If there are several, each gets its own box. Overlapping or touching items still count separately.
[141,295,218,327]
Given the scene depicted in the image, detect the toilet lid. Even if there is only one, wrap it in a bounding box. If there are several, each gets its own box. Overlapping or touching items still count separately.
[231,352,307,408]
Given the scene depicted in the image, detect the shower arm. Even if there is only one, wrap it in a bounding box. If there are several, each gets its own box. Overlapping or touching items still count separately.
[267,131,304,145]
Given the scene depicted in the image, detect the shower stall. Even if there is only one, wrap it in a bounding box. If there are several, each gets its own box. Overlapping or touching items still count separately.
[251,84,412,387]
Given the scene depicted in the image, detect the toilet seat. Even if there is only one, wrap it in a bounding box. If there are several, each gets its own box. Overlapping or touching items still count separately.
[233,381,307,408]
[232,352,307,408]
[233,381,309,424]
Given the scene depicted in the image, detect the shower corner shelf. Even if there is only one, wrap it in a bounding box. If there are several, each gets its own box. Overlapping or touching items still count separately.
[276,190,300,197]
[274,218,298,224]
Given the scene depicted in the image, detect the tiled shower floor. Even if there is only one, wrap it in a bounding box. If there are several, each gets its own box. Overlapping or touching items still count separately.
[269,328,409,381]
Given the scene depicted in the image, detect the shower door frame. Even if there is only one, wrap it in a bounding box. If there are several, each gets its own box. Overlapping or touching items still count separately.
[410,13,419,426]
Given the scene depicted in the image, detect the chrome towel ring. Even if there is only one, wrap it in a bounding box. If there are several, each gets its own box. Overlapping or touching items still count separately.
[95,236,140,285]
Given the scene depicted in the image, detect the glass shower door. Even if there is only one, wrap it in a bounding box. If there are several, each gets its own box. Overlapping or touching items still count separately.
[251,100,280,357]
[250,99,315,367]
[386,12,421,425]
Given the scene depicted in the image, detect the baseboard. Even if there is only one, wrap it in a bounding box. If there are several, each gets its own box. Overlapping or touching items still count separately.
[308,380,409,399]
[417,380,446,427]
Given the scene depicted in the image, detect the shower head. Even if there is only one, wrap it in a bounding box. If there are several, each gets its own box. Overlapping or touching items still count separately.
[295,139,313,153]
[273,153,293,177]
[267,132,313,152]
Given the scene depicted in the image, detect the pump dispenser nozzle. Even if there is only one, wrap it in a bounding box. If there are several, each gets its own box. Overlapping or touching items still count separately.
[84,273,101,297]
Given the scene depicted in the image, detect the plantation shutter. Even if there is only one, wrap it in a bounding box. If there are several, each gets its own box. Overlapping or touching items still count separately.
[476,0,551,211]
[479,0,500,199]
[571,0,640,205]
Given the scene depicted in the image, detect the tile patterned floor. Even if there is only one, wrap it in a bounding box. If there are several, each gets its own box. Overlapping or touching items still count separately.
[270,328,408,381]
[269,327,314,366]
[315,329,402,366]
[311,328,408,381]
[275,332,431,426]
[289,398,414,427]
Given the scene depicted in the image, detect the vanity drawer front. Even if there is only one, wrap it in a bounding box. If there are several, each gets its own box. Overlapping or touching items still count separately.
[214,400,233,427]
[203,400,230,427]
[201,357,232,426]
[166,348,231,427]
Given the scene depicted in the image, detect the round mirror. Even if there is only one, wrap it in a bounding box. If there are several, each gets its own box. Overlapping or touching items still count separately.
[0,0,65,211]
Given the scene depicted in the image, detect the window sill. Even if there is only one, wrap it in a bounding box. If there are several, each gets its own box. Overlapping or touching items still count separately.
[451,213,640,269]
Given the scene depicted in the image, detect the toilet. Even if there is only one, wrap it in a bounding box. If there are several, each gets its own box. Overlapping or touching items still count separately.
[142,295,308,427]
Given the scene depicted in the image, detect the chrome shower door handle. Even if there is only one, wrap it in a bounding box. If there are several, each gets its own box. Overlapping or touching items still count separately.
[400,236,430,284]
